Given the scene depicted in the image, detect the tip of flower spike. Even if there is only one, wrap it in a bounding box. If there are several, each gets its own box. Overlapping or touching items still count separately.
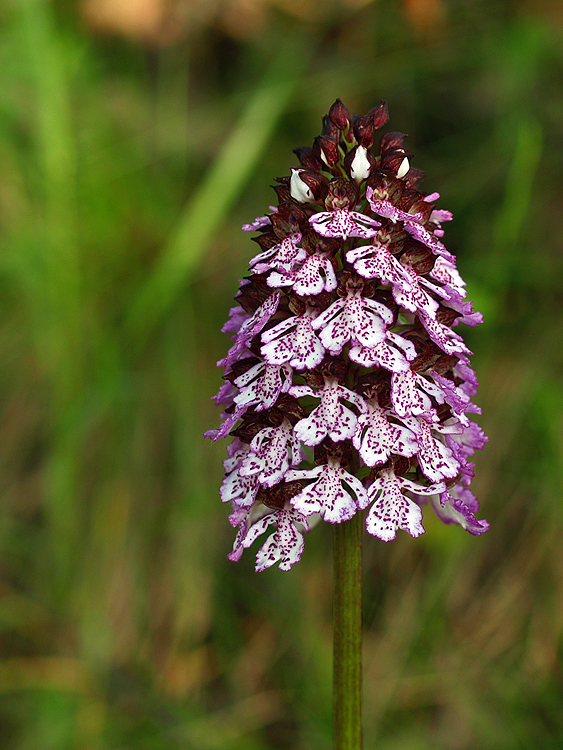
[328,98,352,131]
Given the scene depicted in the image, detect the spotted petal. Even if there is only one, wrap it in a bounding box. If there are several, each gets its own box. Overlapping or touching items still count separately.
[261,311,325,370]
[250,233,306,274]
[432,488,489,535]
[285,460,368,523]
[240,420,302,488]
[405,417,460,482]
[267,253,337,295]
[351,330,417,373]
[220,449,261,507]
[419,311,472,356]
[429,257,466,297]
[241,509,309,571]
[391,370,435,418]
[365,469,427,541]
[346,241,413,293]
[219,291,282,369]
[234,362,293,411]
[312,293,393,355]
[393,266,440,318]
[366,187,424,223]
[291,380,366,447]
[309,209,381,240]
[353,402,418,467]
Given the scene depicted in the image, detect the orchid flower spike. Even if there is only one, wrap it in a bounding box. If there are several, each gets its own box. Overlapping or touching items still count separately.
[206,99,488,572]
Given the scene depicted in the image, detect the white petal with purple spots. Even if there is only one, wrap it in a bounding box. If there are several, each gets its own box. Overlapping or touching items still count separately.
[261,310,325,370]
[391,370,435,418]
[267,253,337,295]
[220,444,261,507]
[290,380,367,447]
[353,402,419,467]
[239,420,302,488]
[309,209,381,240]
[429,257,466,297]
[250,233,307,274]
[285,459,368,523]
[312,292,393,355]
[419,311,472,356]
[405,417,460,482]
[234,362,293,412]
[393,266,440,318]
[346,241,413,293]
[349,335,412,373]
[239,509,309,571]
[365,468,434,541]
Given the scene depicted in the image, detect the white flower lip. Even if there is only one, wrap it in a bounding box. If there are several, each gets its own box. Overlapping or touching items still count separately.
[350,145,371,182]
[290,168,315,203]
[397,156,410,179]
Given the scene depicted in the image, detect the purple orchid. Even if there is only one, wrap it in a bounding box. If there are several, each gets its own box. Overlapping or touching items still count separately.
[207,99,488,570]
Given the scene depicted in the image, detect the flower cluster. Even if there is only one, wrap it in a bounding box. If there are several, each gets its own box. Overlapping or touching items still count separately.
[206,99,488,571]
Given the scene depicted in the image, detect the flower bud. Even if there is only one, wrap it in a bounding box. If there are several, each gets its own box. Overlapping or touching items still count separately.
[397,157,410,179]
[290,168,327,203]
[352,114,375,147]
[290,168,314,202]
[344,145,376,183]
[293,146,323,172]
[313,136,341,167]
[328,98,352,130]
[368,100,389,130]
[379,132,408,153]
[322,115,340,141]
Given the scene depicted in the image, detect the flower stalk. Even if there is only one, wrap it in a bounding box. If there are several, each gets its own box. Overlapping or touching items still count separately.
[333,513,363,750]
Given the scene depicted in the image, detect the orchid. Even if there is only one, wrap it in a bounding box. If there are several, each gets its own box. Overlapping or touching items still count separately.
[207,99,487,572]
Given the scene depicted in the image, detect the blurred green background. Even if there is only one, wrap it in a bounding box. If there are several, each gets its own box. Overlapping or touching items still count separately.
[1,0,562,748]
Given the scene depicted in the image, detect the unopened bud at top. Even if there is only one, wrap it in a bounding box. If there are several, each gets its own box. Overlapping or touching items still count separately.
[353,114,375,148]
[328,98,352,131]
[321,115,340,142]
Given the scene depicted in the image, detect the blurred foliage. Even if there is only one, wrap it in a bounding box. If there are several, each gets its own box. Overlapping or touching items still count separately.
[0,0,563,748]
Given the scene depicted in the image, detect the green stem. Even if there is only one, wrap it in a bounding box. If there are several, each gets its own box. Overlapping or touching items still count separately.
[333,512,363,750]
